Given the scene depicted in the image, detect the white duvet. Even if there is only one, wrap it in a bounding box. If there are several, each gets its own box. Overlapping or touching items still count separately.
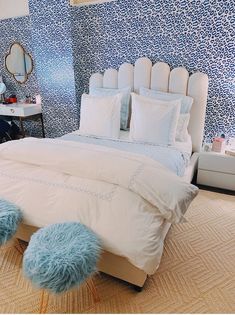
[0,138,198,274]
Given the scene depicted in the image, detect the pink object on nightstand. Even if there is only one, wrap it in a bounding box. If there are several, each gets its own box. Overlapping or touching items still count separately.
[212,137,226,153]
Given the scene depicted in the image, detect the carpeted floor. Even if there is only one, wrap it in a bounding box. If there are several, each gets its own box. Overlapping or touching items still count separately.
[0,190,234,314]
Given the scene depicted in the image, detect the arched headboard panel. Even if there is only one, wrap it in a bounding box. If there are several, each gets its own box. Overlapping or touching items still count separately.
[151,62,170,92]
[118,63,134,89]
[103,69,118,88]
[134,57,152,93]
[89,57,209,152]
[169,67,189,94]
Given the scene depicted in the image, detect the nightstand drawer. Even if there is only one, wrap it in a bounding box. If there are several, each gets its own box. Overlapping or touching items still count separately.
[0,104,42,117]
[199,153,235,175]
[197,169,235,191]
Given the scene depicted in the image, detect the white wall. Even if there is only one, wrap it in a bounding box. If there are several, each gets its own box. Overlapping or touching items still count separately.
[0,0,29,20]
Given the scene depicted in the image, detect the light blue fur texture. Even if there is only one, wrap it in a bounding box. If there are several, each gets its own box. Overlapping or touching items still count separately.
[0,200,23,246]
[23,222,101,294]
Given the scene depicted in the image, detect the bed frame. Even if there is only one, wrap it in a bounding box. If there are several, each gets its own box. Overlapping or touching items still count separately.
[16,57,208,290]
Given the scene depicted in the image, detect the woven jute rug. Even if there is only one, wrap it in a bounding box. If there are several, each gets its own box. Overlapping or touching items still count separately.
[0,190,234,314]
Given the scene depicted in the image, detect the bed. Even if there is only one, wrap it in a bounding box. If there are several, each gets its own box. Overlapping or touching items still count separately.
[0,57,208,289]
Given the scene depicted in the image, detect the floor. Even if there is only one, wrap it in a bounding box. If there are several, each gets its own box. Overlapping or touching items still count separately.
[0,190,234,313]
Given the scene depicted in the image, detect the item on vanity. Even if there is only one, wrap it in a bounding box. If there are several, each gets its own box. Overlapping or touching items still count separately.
[35,94,42,105]
[212,137,226,153]
[4,95,17,104]
[8,94,17,103]
[25,95,31,104]
[31,96,36,104]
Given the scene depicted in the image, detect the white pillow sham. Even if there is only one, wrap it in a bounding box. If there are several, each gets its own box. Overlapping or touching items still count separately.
[139,87,193,113]
[89,87,131,130]
[176,113,190,142]
[130,93,181,146]
[79,93,122,139]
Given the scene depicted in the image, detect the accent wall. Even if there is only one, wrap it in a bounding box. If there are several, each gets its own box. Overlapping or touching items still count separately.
[28,0,79,137]
[0,0,234,141]
[71,0,234,142]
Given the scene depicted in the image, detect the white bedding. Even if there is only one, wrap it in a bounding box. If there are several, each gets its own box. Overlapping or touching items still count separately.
[62,130,192,176]
[65,130,192,157]
[67,130,192,156]
[120,130,193,156]
[0,138,197,274]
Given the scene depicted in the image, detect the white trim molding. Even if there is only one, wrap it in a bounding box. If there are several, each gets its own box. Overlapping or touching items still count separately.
[70,0,115,7]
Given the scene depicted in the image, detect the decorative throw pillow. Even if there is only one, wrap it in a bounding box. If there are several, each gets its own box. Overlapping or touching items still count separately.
[89,87,131,130]
[130,93,181,146]
[79,93,122,139]
[139,87,193,114]
[176,113,190,142]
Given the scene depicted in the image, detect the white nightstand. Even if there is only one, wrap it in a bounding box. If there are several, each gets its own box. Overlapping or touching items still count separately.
[197,150,235,191]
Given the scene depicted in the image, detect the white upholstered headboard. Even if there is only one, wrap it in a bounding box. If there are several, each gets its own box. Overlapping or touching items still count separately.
[89,57,209,152]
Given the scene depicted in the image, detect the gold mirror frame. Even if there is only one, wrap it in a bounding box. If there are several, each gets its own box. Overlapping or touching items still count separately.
[5,42,33,84]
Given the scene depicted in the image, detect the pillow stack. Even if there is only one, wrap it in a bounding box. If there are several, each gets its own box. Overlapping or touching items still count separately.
[79,93,122,138]
[130,93,181,146]
[79,86,193,145]
[89,87,131,130]
[139,88,193,143]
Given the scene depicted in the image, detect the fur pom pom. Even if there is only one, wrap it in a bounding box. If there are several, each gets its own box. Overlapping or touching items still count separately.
[0,199,23,245]
[23,222,101,293]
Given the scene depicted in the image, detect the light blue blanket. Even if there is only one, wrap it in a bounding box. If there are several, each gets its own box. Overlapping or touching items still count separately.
[61,133,190,177]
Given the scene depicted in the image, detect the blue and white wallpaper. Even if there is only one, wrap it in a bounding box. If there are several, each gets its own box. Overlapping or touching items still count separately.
[71,0,234,142]
[28,0,79,137]
[0,0,234,141]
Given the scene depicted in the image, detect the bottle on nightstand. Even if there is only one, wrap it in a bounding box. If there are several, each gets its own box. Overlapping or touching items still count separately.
[212,137,226,153]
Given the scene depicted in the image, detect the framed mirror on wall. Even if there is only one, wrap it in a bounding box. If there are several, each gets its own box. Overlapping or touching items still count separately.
[5,43,33,84]
[70,0,115,6]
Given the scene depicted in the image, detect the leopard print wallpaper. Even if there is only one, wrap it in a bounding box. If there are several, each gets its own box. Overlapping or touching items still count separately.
[28,0,79,137]
[0,0,234,141]
[71,0,234,142]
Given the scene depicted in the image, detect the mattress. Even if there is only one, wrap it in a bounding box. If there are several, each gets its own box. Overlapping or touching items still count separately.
[62,130,192,177]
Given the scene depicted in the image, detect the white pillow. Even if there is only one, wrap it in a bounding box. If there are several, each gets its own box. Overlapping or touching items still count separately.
[139,87,193,114]
[89,87,131,130]
[130,93,181,146]
[79,93,122,138]
[176,113,190,142]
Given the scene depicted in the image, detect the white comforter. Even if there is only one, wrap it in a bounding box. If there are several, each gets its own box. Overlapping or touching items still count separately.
[0,138,198,274]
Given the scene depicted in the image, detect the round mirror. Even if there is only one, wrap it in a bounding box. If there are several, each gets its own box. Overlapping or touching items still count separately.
[5,43,33,84]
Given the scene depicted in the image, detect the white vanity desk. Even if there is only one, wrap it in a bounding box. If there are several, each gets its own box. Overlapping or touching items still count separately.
[0,103,45,137]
